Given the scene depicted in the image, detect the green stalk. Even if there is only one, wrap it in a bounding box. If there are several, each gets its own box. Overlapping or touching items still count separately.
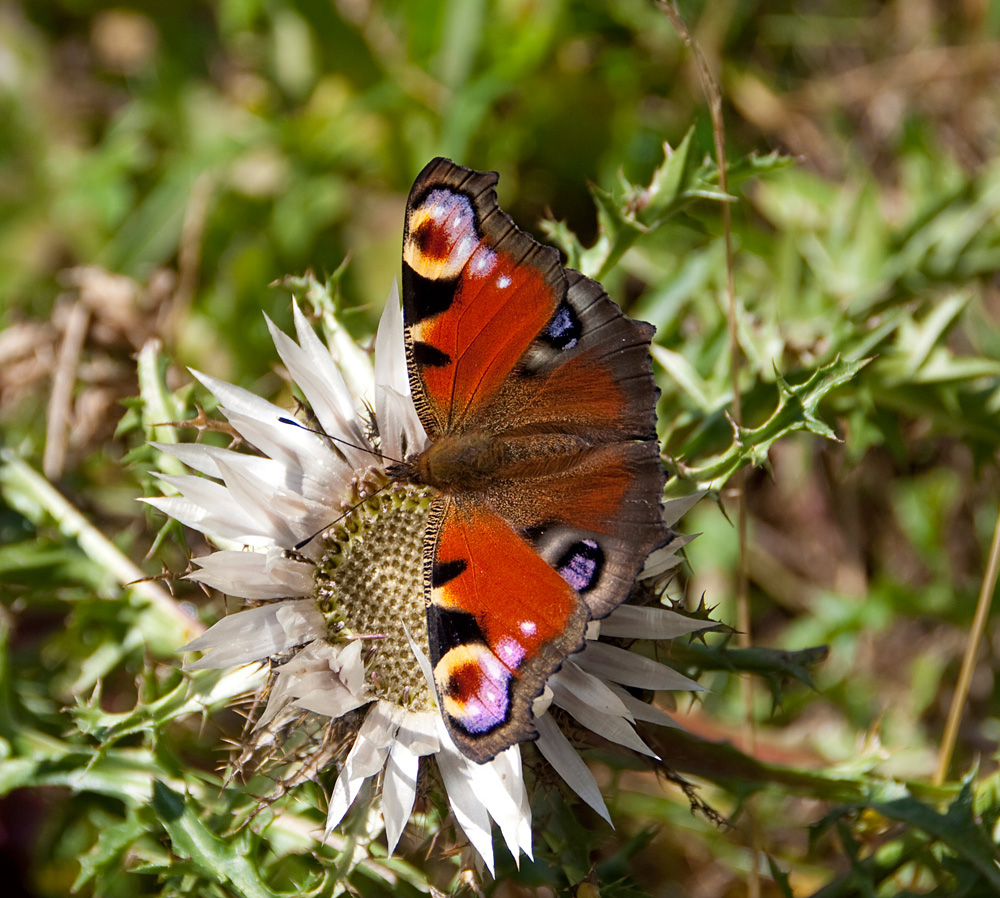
[0,449,202,643]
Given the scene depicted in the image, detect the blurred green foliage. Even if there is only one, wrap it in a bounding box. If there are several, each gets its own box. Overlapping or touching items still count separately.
[3,1,1000,896]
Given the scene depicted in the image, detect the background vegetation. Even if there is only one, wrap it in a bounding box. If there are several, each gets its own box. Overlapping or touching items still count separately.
[2,1,1000,895]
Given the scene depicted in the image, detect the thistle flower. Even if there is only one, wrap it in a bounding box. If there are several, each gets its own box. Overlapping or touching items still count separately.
[145,286,705,874]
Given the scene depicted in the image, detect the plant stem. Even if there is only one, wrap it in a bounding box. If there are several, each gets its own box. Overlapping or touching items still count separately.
[932,501,1000,785]
[0,449,203,642]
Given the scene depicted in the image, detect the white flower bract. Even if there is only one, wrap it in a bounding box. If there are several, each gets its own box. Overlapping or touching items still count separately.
[147,286,705,875]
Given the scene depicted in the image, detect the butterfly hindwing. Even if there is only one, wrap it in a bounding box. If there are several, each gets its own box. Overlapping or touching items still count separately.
[424,495,589,761]
[397,158,669,762]
[482,440,666,620]
[485,268,668,621]
[503,269,661,444]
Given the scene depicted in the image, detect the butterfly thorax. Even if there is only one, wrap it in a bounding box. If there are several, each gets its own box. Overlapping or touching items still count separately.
[387,430,591,494]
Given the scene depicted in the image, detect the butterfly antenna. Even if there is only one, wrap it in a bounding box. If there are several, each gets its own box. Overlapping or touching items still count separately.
[292,481,394,551]
[276,416,404,466]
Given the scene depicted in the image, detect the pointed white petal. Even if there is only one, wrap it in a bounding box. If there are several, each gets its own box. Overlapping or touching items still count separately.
[222,409,353,497]
[184,561,283,599]
[153,472,270,534]
[153,441,338,536]
[190,365,354,494]
[190,445,290,487]
[283,669,339,697]
[469,746,532,861]
[256,641,351,728]
[640,551,684,579]
[275,637,339,675]
[325,761,370,834]
[294,683,369,718]
[374,282,427,459]
[267,314,370,469]
[151,441,226,479]
[395,710,441,757]
[190,368,289,426]
[509,744,533,856]
[550,675,657,758]
[325,701,400,834]
[262,548,316,592]
[577,642,705,692]
[291,301,360,420]
[604,682,682,728]
[640,533,697,578]
[382,739,420,855]
[211,456,300,546]
[182,599,324,668]
[600,605,710,640]
[254,670,298,729]
[294,303,372,418]
[552,661,634,720]
[532,683,554,717]
[186,549,314,599]
[281,640,374,709]
[145,478,277,545]
[358,700,404,751]
[534,714,611,824]
[434,733,496,876]
[374,282,408,398]
[379,386,428,462]
[661,493,704,527]
[292,299,373,407]
[140,495,208,532]
[403,623,437,692]
[152,472,250,521]
[332,639,366,694]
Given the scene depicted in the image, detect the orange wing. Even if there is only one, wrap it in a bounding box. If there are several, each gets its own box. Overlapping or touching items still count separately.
[402,158,564,433]
[425,495,590,761]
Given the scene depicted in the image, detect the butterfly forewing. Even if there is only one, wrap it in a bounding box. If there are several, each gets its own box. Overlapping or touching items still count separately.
[402,159,564,431]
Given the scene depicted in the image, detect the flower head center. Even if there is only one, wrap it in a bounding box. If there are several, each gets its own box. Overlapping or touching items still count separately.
[313,477,435,711]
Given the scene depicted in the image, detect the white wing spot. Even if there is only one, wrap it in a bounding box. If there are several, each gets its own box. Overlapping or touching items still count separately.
[470,247,496,276]
[497,275,512,289]
[456,236,474,260]
[497,636,526,667]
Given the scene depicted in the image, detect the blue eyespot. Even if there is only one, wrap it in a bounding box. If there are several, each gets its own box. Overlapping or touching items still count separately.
[543,303,580,350]
[556,538,603,592]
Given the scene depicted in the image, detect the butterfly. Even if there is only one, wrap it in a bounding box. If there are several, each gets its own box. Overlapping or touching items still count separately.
[386,158,669,764]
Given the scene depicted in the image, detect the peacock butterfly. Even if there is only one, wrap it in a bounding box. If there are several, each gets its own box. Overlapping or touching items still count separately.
[387,158,669,764]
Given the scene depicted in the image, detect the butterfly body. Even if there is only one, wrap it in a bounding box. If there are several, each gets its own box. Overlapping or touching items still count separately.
[389,430,592,491]
[392,158,668,763]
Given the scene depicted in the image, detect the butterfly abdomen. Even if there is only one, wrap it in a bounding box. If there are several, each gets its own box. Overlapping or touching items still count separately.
[395,431,594,494]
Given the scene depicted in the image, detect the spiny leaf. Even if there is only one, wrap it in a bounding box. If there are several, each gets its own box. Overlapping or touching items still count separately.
[71,666,264,744]
[151,780,274,898]
[589,181,648,280]
[672,356,869,490]
[541,135,791,282]
[73,811,148,891]
[636,128,698,222]
[865,782,1000,890]
[672,641,830,701]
